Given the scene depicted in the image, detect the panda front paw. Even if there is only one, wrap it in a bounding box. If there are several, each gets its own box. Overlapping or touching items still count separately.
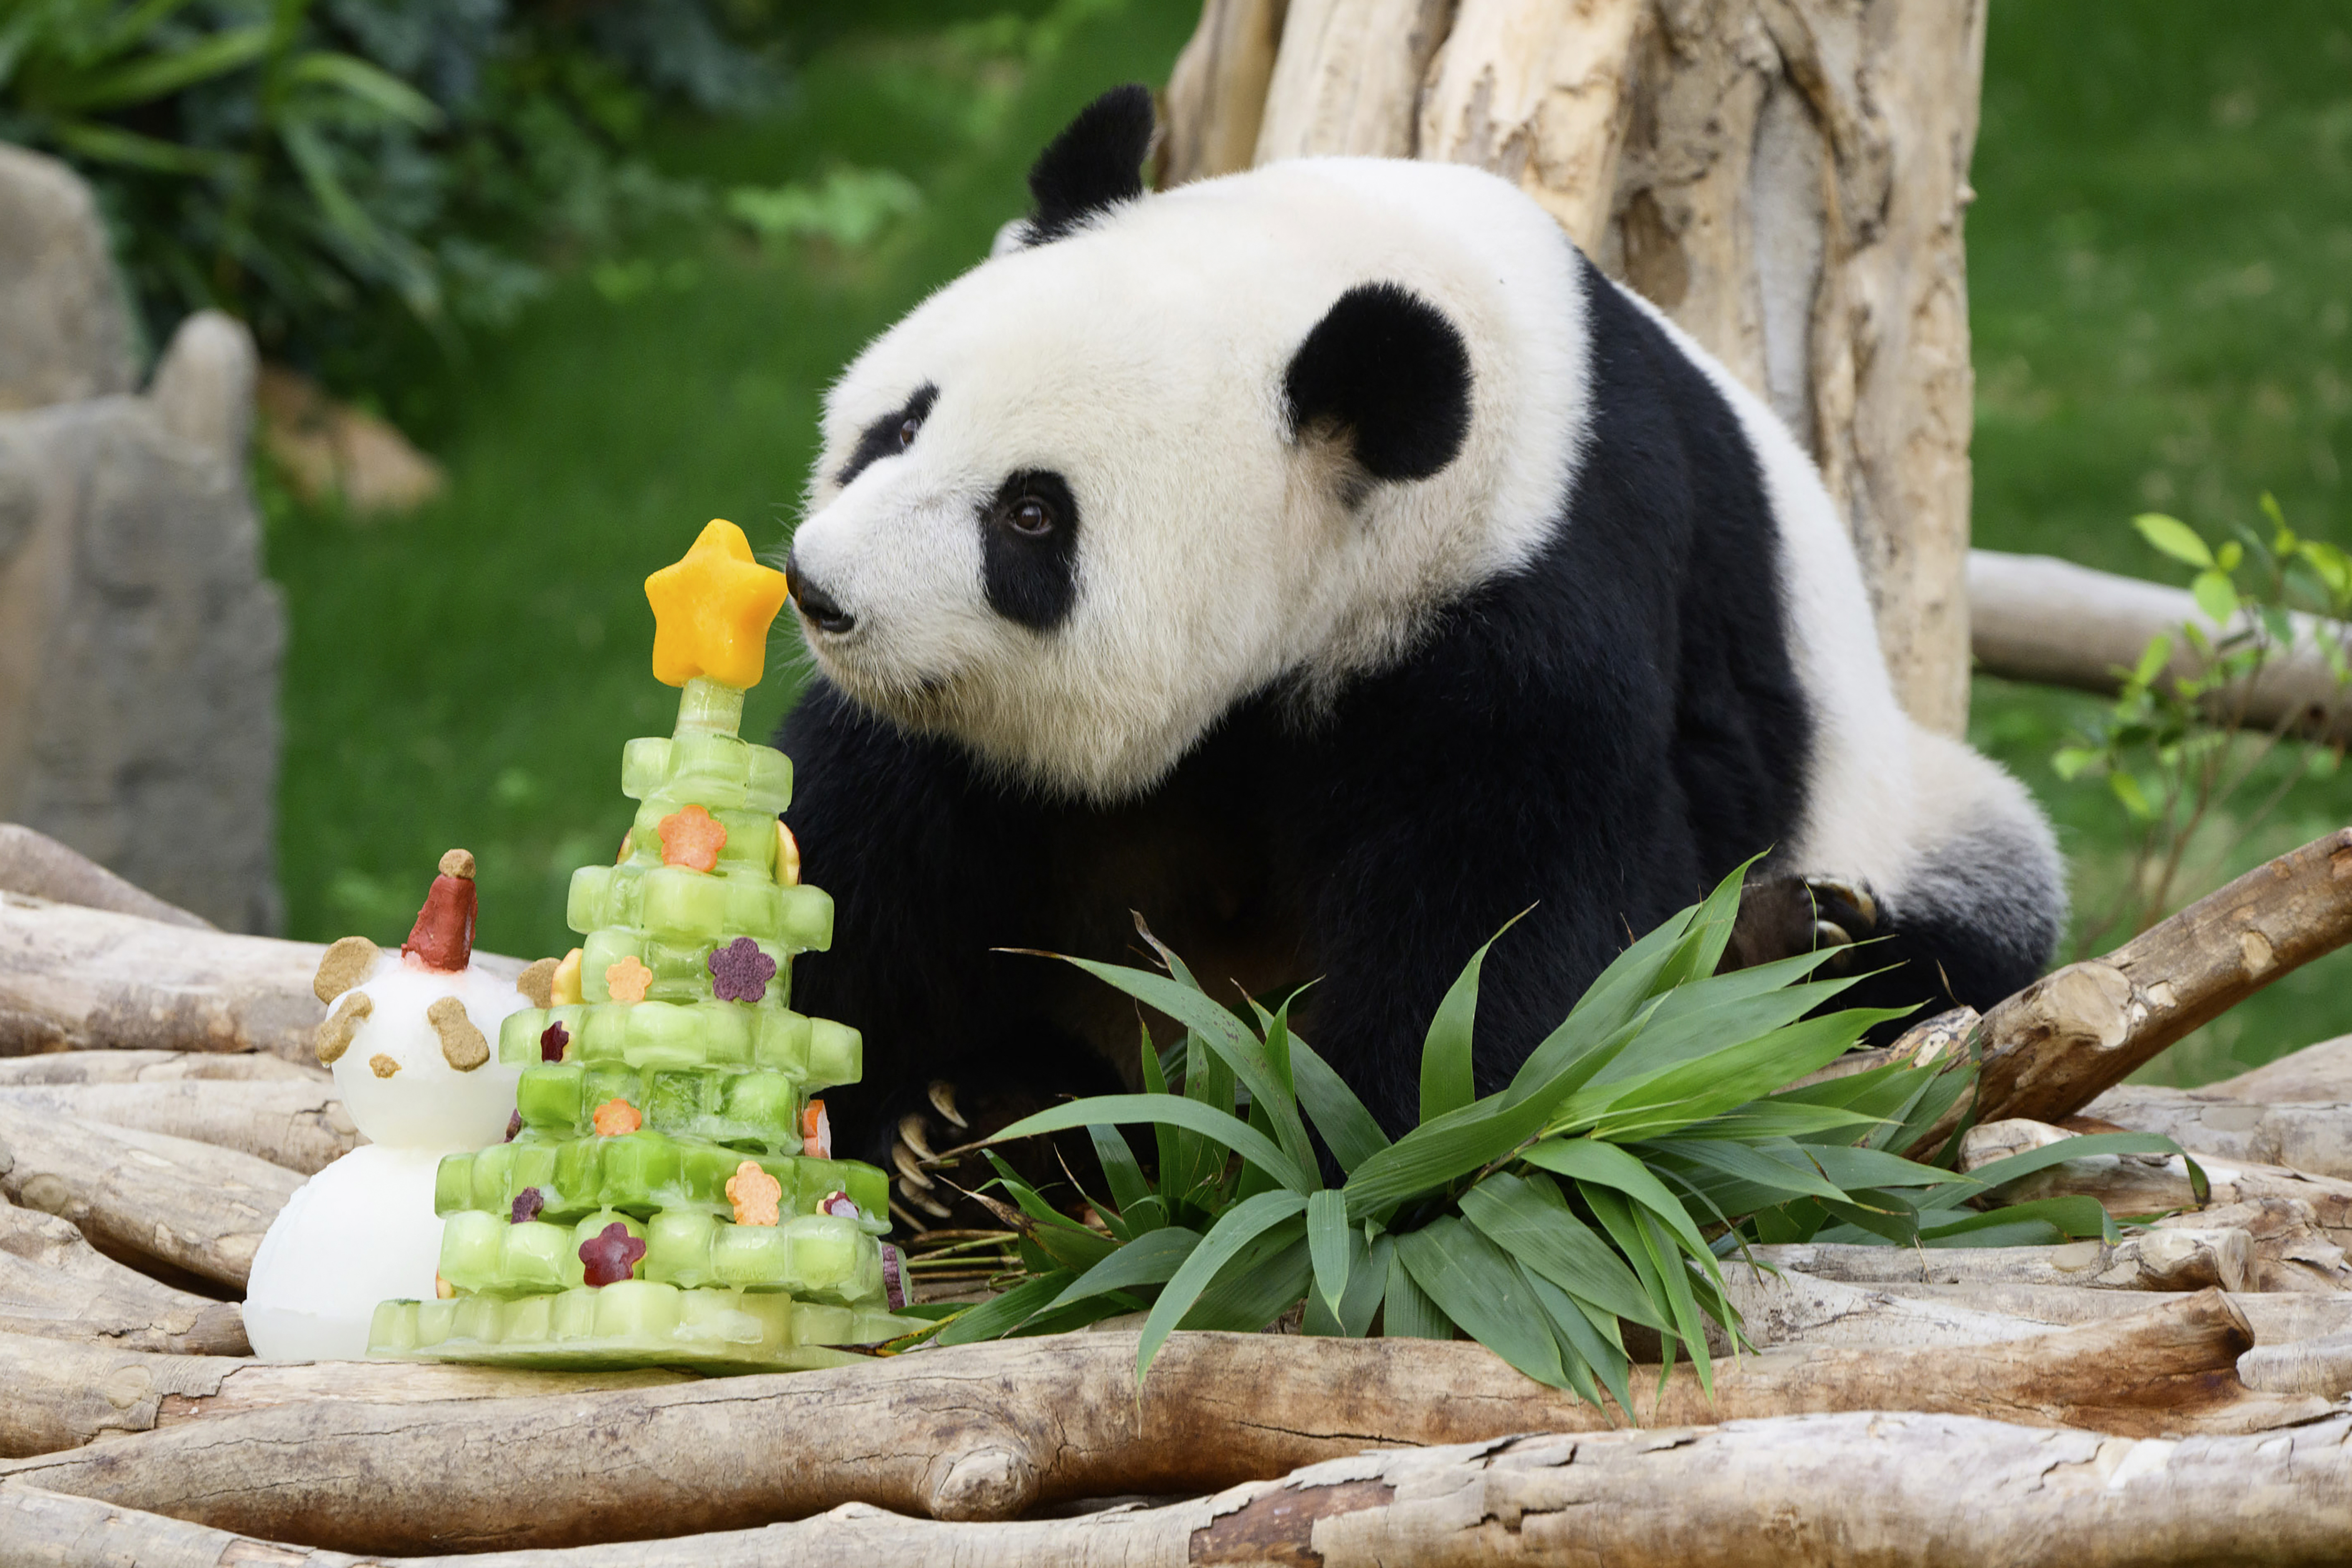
[888,1080,970,1231]
[1803,877,1881,977]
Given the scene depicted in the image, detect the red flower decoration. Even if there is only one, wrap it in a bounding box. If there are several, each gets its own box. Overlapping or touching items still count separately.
[658,804,728,873]
[708,936,777,1004]
[579,1222,645,1287]
[511,1188,544,1225]
[504,1111,522,1143]
[540,1021,570,1063]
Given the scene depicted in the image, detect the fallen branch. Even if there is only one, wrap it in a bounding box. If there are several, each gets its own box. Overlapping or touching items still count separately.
[2206,1034,2352,1102]
[1747,1230,2248,1293]
[0,824,211,930]
[1914,829,2352,1147]
[1961,1117,2352,1244]
[0,892,524,1061]
[2082,1084,2352,1181]
[15,1410,2352,1568]
[0,1205,247,1355]
[0,1331,692,1458]
[1969,550,2352,744]
[2239,1330,2352,1396]
[1859,1281,2352,1342]
[0,1049,327,1086]
[0,1298,2305,1553]
[2154,1198,2352,1292]
[0,1079,356,1173]
[0,1105,300,1288]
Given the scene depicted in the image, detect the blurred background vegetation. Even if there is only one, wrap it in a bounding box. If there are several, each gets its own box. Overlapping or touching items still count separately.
[6,0,2346,1083]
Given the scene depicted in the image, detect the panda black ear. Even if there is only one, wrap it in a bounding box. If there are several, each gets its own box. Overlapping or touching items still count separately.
[1022,84,1156,245]
[1284,283,1472,485]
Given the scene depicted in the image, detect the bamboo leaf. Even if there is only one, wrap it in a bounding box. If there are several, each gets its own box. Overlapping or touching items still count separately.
[1045,1226,1202,1312]
[1632,1205,1715,1398]
[1289,1033,1390,1174]
[1421,914,1526,1124]
[933,1272,1072,1347]
[1137,1190,1308,1378]
[1306,1188,1355,1320]
[49,24,272,109]
[1915,1131,2185,1211]
[1183,1231,1312,1334]
[1089,1125,1152,1221]
[1524,1264,1632,1419]
[285,49,443,128]
[1800,1143,1953,1190]
[1639,1136,1848,1203]
[1382,1243,1452,1339]
[1457,1171,1667,1330]
[1338,1233,1394,1338]
[1396,1218,1568,1390]
[994,1095,1312,1196]
[1520,1139,1711,1258]
[2135,512,2214,568]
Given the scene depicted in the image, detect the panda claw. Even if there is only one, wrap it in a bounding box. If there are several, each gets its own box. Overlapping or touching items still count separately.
[1811,919,1854,950]
[928,1080,968,1130]
[1805,877,1880,932]
[897,1176,953,1219]
[897,1113,942,1166]
[892,1145,936,1189]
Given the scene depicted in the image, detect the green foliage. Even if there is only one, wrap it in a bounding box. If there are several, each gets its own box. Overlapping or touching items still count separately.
[0,0,792,376]
[936,868,2171,1413]
[2051,497,2352,948]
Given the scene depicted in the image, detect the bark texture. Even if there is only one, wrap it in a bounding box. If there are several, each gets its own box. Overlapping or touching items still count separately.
[0,824,210,929]
[0,1049,326,1086]
[1748,1231,2249,1293]
[0,1202,248,1355]
[1158,0,1287,185]
[14,1413,2352,1568]
[0,1079,356,1174]
[0,1104,300,1287]
[1166,0,1989,729]
[2083,1084,2352,1182]
[0,1300,2300,1554]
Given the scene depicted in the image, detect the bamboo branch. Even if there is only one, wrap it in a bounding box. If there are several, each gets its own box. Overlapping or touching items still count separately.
[0,1204,248,1355]
[0,1080,356,1173]
[1913,829,2352,1149]
[13,1408,2352,1568]
[0,1298,2304,1554]
[0,1105,300,1288]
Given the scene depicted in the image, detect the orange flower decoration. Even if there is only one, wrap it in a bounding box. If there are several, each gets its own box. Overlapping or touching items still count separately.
[592,1097,642,1137]
[658,804,727,872]
[603,955,652,1004]
[801,1097,831,1159]
[775,821,801,886]
[727,1160,783,1227]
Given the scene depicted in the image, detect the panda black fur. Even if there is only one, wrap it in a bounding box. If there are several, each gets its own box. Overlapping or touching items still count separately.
[777,86,2065,1174]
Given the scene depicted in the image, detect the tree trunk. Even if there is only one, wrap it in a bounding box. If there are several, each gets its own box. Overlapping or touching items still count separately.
[1164,0,1988,730]
[0,1204,248,1356]
[0,1300,2303,1555]
[12,1412,2352,1568]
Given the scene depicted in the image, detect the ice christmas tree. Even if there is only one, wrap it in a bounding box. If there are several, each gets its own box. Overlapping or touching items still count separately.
[368,521,912,1370]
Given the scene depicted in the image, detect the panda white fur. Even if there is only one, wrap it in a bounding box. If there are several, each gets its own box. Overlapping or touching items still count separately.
[777,86,2064,1174]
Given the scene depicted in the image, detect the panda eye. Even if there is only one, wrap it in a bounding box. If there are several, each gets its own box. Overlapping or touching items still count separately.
[1008,497,1054,536]
[896,416,921,450]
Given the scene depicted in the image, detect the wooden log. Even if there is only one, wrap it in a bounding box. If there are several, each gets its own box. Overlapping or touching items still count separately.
[0,1105,299,1288]
[0,1079,356,1173]
[2237,1330,2352,1397]
[2153,1198,2352,1293]
[0,1203,247,1355]
[0,1295,2302,1554]
[1915,829,2352,1147]
[1856,1281,2352,1343]
[1255,0,1456,162]
[0,1331,693,1458]
[1157,0,1287,186]
[14,1408,2352,1568]
[1747,1231,2248,1293]
[1961,1117,2352,1245]
[2082,1083,2352,1182]
[2206,1033,2352,1102]
[0,823,211,930]
[0,892,525,1061]
[1970,550,2352,744]
[0,1048,326,1086]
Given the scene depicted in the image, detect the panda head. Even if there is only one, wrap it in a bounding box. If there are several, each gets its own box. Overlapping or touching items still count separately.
[786,87,1587,800]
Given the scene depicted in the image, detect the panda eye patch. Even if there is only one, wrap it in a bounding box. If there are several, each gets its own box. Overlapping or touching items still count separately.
[980,469,1079,631]
[834,382,939,488]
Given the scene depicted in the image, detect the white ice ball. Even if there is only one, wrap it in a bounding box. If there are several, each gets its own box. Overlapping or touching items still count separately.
[330,958,528,1151]
[243,1145,448,1362]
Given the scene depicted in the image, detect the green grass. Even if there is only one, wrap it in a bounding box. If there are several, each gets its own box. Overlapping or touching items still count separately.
[270,2,2352,1083]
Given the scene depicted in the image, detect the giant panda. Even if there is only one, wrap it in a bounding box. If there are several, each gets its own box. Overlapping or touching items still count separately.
[776,86,2064,1205]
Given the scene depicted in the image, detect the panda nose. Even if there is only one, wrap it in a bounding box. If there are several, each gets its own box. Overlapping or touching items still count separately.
[785,553,855,635]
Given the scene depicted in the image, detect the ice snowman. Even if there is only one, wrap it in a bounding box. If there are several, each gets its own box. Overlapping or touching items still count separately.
[244,849,537,1360]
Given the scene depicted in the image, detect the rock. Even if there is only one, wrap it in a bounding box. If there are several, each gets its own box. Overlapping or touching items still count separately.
[148,311,258,466]
[256,363,444,515]
[0,393,285,933]
[0,145,138,414]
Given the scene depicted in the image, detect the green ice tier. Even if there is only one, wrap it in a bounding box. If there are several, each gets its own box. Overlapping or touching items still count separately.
[504,1059,835,1149]
[498,1004,859,1086]
[440,1206,884,1301]
[437,1132,890,1224]
[368,1283,921,1372]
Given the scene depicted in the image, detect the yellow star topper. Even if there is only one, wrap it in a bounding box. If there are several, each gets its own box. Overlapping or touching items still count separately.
[644,520,792,690]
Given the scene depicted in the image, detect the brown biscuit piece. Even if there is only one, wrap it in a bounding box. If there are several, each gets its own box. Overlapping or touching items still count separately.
[438,848,476,879]
[314,992,373,1065]
[429,995,490,1071]
[313,936,381,1004]
[369,1053,402,1078]
[514,956,561,1010]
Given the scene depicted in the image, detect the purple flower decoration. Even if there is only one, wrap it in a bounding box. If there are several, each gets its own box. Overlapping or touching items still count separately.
[708,936,777,1004]
[505,1110,522,1143]
[511,1187,544,1225]
[579,1222,645,1287]
[540,1021,571,1063]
